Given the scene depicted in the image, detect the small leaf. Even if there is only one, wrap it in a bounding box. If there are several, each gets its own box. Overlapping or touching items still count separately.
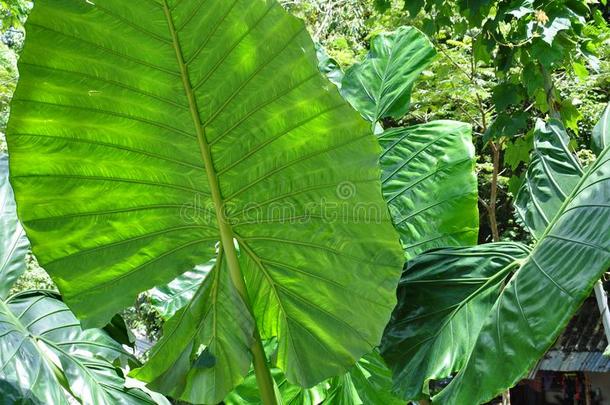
[560,99,583,133]
[572,62,589,81]
[484,112,528,141]
[341,26,436,123]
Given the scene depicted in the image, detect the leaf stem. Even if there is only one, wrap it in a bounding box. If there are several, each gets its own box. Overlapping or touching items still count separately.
[161,1,277,403]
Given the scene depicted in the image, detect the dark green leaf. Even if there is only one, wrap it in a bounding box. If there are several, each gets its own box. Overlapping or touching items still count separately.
[484,111,528,141]
[514,120,583,239]
[403,0,425,17]
[434,135,610,404]
[492,83,524,111]
[521,62,544,98]
[381,243,530,400]
[104,313,137,349]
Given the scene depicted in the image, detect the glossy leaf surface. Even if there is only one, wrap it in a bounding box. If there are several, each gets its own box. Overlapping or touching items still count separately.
[435,141,610,404]
[340,26,436,123]
[382,125,610,404]
[0,153,28,298]
[8,1,404,401]
[514,120,583,239]
[380,243,530,399]
[132,252,254,403]
[378,121,478,258]
[0,291,155,405]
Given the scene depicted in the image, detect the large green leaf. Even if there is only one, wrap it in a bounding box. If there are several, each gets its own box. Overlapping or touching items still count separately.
[380,243,530,400]
[434,142,610,404]
[340,26,436,123]
[7,0,403,402]
[592,103,610,155]
[0,291,156,405]
[378,121,479,258]
[382,133,610,404]
[0,153,29,298]
[514,119,583,239]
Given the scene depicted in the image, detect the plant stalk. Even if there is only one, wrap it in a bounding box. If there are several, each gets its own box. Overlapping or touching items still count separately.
[162,1,278,403]
[489,141,501,242]
[469,45,501,242]
[251,334,278,405]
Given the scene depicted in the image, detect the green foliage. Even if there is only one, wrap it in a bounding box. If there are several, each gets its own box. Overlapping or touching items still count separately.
[0,291,158,404]
[382,108,610,404]
[0,148,161,404]
[381,242,530,400]
[226,350,402,405]
[7,0,404,403]
[514,119,583,239]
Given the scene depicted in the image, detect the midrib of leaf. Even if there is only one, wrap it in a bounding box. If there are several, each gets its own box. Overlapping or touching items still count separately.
[160,2,276,401]
[160,0,247,303]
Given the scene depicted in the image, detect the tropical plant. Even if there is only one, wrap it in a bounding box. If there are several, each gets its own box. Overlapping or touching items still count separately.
[5,0,406,403]
[381,109,610,404]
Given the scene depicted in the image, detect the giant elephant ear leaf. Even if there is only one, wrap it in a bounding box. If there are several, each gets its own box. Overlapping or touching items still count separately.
[0,291,157,404]
[340,26,436,123]
[514,119,583,239]
[592,103,609,155]
[7,0,404,402]
[379,121,478,258]
[0,153,29,298]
